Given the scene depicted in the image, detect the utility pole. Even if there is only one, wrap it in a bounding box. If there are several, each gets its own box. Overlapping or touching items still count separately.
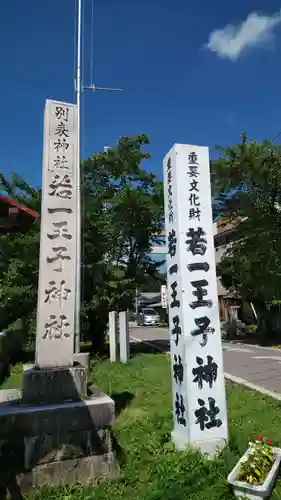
[74,0,123,353]
[135,287,139,318]
[74,0,82,354]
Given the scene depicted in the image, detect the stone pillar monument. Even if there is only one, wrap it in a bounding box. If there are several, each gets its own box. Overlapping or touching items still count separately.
[163,144,228,456]
[109,311,118,362]
[119,311,130,363]
[35,99,77,368]
[0,100,118,491]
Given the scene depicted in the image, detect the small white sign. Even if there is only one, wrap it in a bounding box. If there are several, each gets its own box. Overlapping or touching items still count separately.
[161,285,168,309]
[36,100,78,368]
[163,144,228,455]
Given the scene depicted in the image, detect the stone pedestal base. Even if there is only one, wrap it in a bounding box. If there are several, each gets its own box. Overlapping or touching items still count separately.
[74,352,90,370]
[22,364,87,405]
[171,429,227,457]
[0,387,118,492]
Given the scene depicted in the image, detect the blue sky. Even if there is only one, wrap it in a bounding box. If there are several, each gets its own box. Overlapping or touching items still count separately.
[1,0,281,187]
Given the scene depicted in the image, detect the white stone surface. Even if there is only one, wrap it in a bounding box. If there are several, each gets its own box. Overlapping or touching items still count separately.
[0,389,22,403]
[109,311,118,362]
[119,311,130,363]
[163,144,228,454]
[161,285,168,308]
[36,100,77,368]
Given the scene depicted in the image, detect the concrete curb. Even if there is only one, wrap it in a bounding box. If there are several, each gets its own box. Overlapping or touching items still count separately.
[130,336,281,402]
[224,373,281,401]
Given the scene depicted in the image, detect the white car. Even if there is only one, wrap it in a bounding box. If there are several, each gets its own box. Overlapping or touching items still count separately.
[137,308,160,326]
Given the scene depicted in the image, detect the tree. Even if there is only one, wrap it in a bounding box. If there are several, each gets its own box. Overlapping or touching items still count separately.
[0,172,40,336]
[82,134,164,349]
[0,135,164,351]
[139,271,166,292]
[212,133,281,335]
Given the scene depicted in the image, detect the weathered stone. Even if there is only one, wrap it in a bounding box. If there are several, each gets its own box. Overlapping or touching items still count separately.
[87,384,108,398]
[23,363,33,371]
[22,364,87,404]
[36,100,78,369]
[0,388,21,403]
[73,352,90,370]
[0,392,115,439]
[0,452,118,491]
[0,387,118,492]
[24,428,112,467]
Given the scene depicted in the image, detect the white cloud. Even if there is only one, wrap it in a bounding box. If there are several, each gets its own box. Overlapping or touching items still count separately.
[205,9,281,60]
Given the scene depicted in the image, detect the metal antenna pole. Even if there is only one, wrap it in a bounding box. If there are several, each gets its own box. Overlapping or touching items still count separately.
[74,0,123,354]
[74,0,82,353]
[83,84,123,92]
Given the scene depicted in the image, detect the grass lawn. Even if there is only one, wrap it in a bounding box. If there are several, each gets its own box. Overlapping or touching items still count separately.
[2,352,281,498]
[0,362,24,389]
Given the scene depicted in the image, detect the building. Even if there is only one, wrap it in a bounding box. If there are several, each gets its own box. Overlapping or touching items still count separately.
[214,218,242,321]
[0,195,39,234]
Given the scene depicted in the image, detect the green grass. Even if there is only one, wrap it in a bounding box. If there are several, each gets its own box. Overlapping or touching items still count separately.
[0,362,23,389]
[17,352,281,499]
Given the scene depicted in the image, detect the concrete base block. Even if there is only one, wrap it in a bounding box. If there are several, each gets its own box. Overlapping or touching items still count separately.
[0,389,22,404]
[22,364,88,404]
[74,352,90,370]
[171,430,227,457]
[0,389,118,492]
[0,390,115,438]
[17,453,118,489]
[24,428,113,467]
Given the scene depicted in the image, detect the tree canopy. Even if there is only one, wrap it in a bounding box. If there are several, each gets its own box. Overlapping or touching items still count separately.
[0,134,164,350]
[212,133,281,332]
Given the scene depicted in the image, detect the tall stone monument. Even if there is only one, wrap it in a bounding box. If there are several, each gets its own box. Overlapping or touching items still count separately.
[0,100,117,491]
[36,99,77,368]
[163,144,228,456]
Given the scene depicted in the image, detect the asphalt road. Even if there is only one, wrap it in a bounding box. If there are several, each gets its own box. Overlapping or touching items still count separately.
[130,326,281,396]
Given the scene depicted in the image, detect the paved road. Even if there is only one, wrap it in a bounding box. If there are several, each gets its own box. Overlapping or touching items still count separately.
[130,326,281,395]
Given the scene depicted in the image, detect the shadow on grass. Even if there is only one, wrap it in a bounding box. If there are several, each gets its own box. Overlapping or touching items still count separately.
[86,339,169,369]
[130,340,169,357]
[109,391,134,467]
[0,366,10,387]
[111,391,134,417]
[0,348,35,388]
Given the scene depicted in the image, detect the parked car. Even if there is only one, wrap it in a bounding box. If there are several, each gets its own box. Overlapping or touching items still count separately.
[137,308,160,326]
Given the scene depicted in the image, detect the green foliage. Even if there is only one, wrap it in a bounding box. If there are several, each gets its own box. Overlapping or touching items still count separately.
[0,135,164,351]
[245,324,258,335]
[25,353,281,499]
[213,133,281,332]
[139,270,166,292]
[0,173,40,335]
[237,438,274,485]
[81,134,164,348]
